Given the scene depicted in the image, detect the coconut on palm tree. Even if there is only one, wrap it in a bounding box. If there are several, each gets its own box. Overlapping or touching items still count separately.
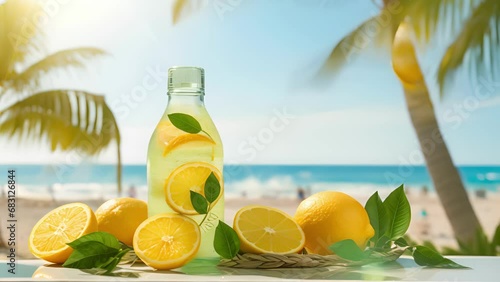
[0,0,122,194]
[171,0,500,245]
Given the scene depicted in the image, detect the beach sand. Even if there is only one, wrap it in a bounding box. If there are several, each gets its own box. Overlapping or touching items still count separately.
[1,192,499,259]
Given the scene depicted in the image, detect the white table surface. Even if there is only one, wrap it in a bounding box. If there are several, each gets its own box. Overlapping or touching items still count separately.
[1,256,499,281]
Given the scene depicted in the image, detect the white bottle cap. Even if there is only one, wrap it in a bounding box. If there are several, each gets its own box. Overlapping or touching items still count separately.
[168,66,205,93]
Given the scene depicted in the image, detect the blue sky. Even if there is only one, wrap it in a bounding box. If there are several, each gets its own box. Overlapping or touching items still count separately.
[2,0,500,165]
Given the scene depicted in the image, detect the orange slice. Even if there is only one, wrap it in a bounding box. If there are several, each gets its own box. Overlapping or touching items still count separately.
[157,121,215,156]
[133,213,201,270]
[233,205,305,254]
[164,162,222,215]
[29,203,98,263]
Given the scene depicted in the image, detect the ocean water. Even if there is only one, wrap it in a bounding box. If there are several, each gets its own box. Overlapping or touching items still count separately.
[1,164,499,201]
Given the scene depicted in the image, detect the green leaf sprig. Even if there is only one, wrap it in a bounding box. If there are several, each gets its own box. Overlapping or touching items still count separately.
[168,113,213,140]
[190,172,221,226]
[329,185,468,269]
[189,172,241,259]
[63,232,133,275]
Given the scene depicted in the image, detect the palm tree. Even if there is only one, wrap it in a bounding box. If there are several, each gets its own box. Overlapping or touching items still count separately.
[171,0,500,244]
[0,0,122,194]
[0,0,122,250]
[317,0,500,245]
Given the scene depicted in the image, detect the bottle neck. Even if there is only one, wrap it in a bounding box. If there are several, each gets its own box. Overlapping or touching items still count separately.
[166,91,205,108]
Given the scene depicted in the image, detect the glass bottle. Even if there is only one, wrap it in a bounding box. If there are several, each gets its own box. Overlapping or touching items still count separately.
[147,66,224,258]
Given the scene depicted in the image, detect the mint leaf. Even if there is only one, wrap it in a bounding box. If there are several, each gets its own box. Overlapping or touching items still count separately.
[168,113,202,134]
[63,241,119,269]
[190,191,208,214]
[67,231,121,250]
[329,239,366,261]
[413,246,467,268]
[204,172,220,203]
[64,232,131,274]
[214,221,240,259]
[365,191,389,245]
[383,184,411,240]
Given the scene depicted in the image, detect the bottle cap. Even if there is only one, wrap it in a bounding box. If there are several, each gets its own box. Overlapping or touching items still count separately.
[168,66,204,93]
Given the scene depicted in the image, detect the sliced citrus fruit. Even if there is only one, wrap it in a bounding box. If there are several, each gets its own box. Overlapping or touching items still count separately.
[164,162,223,215]
[157,121,215,156]
[233,205,305,254]
[133,213,201,270]
[29,203,98,263]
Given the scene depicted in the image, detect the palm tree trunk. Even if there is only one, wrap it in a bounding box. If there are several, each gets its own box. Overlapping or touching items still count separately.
[402,82,481,244]
[0,223,4,248]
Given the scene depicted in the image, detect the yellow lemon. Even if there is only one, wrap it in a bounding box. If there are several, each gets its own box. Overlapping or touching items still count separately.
[133,213,201,270]
[164,162,223,215]
[157,121,215,156]
[29,203,98,263]
[392,22,424,85]
[294,191,374,255]
[233,205,305,254]
[95,198,148,246]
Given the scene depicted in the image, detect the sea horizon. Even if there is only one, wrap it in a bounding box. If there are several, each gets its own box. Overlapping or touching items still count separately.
[2,164,499,202]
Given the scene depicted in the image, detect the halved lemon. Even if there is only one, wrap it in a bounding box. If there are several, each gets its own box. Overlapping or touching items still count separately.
[29,203,98,263]
[233,205,305,254]
[133,213,201,270]
[157,121,215,156]
[164,162,223,215]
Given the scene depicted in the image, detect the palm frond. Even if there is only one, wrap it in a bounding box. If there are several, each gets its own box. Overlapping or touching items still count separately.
[0,89,119,154]
[317,13,398,79]
[437,0,500,95]
[403,0,472,43]
[6,47,108,93]
[172,0,205,25]
[172,0,188,24]
[0,0,44,79]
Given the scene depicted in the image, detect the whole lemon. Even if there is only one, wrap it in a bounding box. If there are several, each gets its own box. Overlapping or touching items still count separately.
[294,191,374,255]
[95,198,148,246]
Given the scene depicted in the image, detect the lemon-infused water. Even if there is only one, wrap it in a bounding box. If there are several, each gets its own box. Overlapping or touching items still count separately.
[147,67,223,258]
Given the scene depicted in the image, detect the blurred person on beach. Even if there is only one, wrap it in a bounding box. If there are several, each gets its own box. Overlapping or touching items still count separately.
[422,185,429,197]
[475,189,487,199]
[128,185,137,198]
[47,184,56,203]
[297,187,305,201]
